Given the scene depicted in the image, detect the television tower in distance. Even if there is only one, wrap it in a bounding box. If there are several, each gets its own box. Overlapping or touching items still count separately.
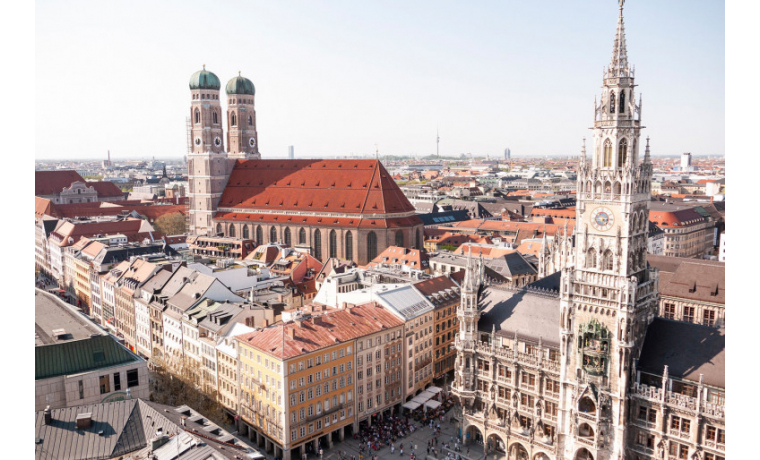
[436,128,440,158]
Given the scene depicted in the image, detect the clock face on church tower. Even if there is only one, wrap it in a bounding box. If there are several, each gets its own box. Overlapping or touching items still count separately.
[591,206,615,231]
[248,137,256,148]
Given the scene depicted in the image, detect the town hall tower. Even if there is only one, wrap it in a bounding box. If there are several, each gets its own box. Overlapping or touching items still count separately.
[558,2,659,459]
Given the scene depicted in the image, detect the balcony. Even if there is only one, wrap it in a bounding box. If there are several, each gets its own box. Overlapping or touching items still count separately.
[631,383,662,401]
[665,391,697,411]
[701,400,725,420]
[578,411,596,422]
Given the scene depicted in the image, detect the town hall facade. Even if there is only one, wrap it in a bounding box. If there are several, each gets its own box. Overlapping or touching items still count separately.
[452,3,725,460]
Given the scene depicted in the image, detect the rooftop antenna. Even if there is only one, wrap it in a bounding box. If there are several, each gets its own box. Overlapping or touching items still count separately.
[375,143,379,160]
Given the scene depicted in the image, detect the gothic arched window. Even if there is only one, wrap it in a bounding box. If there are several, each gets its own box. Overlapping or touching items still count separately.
[299,228,306,244]
[229,224,236,238]
[313,229,322,260]
[231,112,237,127]
[270,226,277,243]
[213,111,218,124]
[345,232,353,260]
[603,139,613,167]
[248,115,253,126]
[603,250,614,271]
[256,225,263,244]
[609,92,616,113]
[614,181,622,197]
[618,139,628,167]
[395,230,404,248]
[194,109,200,124]
[242,224,250,239]
[329,230,337,258]
[586,248,597,269]
[367,231,378,261]
[216,223,222,235]
[619,90,626,113]
[284,227,292,247]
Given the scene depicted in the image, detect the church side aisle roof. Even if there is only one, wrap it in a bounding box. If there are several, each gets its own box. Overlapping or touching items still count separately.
[217,159,418,216]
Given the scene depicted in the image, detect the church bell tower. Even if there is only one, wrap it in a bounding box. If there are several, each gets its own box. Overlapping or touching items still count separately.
[226,72,260,160]
[187,66,233,236]
[558,2,659,459]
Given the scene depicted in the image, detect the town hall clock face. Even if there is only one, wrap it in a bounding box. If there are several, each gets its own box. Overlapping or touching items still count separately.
[591,207,615,231]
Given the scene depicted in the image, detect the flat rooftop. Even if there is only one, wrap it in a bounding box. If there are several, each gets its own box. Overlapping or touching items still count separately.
[35,290,106,346]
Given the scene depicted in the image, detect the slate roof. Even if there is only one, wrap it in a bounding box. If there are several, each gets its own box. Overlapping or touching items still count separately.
[647,255,725,304]
[34,399,250,460]
[417,210,471,225]
[637,318,725,388]
[485,252,537,277]
[477,285,561,346]
[218,159,417,215]
[35,334,141,380]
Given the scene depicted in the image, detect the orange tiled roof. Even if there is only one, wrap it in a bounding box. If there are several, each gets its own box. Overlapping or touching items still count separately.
[218,159,416,215]
[649,209,706,227]
[365,246,429,269]
[86,181,124,198]
[235,302,404,359]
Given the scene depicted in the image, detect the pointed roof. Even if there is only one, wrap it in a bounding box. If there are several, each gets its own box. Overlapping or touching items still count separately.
[218,159,417,216]
[608,0,630,77]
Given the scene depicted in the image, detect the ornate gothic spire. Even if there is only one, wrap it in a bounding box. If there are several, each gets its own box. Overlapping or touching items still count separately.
[609,0,630,78]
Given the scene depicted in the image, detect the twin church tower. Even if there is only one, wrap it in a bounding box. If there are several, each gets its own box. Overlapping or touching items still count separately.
[187,68,261,235]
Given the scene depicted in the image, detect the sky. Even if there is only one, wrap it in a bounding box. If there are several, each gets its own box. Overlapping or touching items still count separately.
[35,0,725,160]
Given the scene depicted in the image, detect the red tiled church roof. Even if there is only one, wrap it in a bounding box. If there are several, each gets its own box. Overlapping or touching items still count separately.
[214,212,421,229]
[85,181,124,198]
[35,170,86,196]
[217,160,417,215]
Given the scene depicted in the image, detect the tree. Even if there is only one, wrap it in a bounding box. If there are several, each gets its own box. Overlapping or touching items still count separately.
[153,212,187,235]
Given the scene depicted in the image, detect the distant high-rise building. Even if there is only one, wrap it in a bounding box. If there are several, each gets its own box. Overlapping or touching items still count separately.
[681,152,692,171]
[288,146,294,159]
[504,147,510,161]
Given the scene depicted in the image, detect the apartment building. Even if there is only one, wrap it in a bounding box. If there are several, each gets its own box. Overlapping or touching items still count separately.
[234,303,403,460]
[648,255,725,327]
[413,276,460,380]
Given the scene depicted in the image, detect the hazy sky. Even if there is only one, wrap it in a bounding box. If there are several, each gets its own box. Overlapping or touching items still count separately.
[35,0,725,160]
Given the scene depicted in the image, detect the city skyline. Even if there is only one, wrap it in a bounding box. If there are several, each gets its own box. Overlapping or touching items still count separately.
[36,1,725,159]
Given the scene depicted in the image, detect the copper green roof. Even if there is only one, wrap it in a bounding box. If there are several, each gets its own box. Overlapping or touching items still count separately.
[189,67,221,90]
[35,335,141,380]
[226,74,255,95]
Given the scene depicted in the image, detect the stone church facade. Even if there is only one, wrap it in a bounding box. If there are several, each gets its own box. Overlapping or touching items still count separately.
[186,69,423,265]
[451,3,725,460]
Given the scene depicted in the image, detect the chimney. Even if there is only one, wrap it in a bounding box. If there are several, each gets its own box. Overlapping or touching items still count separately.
[287,327,296,340]
[76,412,92,430]
[43,406,52,425]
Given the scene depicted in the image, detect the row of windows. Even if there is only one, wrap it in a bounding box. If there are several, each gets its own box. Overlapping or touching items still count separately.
[287,347,351,375]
